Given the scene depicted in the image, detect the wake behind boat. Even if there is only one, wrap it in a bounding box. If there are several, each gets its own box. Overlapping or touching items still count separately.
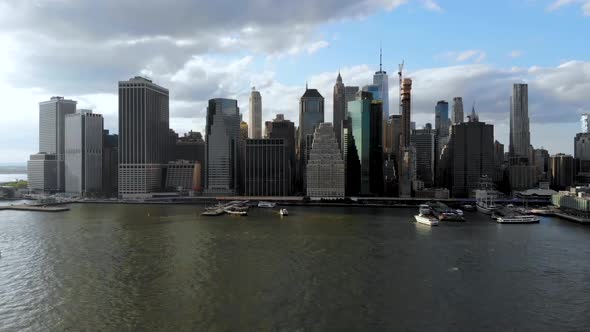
[414,204,439,226]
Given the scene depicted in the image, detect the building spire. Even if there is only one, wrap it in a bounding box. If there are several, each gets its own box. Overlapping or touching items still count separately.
[305,81,308,90]
[380,46,383,72]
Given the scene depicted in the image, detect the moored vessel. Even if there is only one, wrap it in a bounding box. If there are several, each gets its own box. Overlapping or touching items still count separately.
[475,176,499,215]
[430,202,465,221]
[280,208,288,216]
[492,207,540,224]
[258,201,276,208]
[414,204,439,226]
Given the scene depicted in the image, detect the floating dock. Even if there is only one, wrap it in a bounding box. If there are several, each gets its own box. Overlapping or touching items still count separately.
[0,205,70,212]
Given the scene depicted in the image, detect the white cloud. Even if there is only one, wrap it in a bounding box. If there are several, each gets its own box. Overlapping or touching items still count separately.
[442,50,487,63]
[547,0,590,15]
[508,50,523,58]
[422,0,443,12]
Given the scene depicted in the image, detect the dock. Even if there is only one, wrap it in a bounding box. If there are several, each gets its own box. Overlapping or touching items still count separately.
[0,205,70,212]
[553,212,590,224]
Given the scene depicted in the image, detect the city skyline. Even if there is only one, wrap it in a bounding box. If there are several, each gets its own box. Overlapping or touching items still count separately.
[1,1,590,163]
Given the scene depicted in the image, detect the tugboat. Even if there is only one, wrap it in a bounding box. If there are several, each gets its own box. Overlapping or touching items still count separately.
[475,176,499,215]
[279,208,289,216]
[414,204,439,226]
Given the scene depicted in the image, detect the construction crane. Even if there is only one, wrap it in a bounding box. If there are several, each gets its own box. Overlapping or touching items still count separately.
[398,60,404,115]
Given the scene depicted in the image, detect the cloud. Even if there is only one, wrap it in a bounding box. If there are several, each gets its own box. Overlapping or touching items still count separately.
[441,50,487,63]
[508,50,523,58]
[422,0,443,12]
[547,0,590,15]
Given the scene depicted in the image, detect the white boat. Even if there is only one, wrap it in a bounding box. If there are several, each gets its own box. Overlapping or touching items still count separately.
[224,208,247,216]
[280,208,288,216]
[493,207,540,224]
[258,201,276,208]
[475,176,499,215]
[414,204,439,226]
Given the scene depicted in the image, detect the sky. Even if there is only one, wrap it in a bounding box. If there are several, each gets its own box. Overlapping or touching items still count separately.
[0,0,589,164]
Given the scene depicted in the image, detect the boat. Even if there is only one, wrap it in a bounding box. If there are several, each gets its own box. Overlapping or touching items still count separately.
[224,209,247,216]
[492,207,540,224]
[201,208,225,216]
[414,204,439,226]
[475,176,500,215]
[462,204,476,212]
[279,208,289,216]
[430,202,465,221]
[258,201,276,208]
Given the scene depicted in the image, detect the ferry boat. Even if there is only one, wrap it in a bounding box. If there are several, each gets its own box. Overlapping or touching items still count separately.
[414,204,439,226]
[475,176,499,215]
[492,207,540,224]
[430,202,465,221]
[279,208,289,216]
[258,201,276,208]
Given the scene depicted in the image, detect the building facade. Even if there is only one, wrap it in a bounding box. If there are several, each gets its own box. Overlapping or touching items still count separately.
[205,98,241,195]
[373,50,389,119]
[411,127,436,188]
[65,110,104,195]
[249,87,262,139]
[266,114,296,195]
[243,139,289,196]
[581,114,590,133]
[102,130,118,196]
[36,96,77,192]
[575,133,590,161]
[510,83,531,161]
[297,87,324,191]
[333,73,346,148]
[551,154,574,190]
[164,161,201,192]
[306,123,345,199]
[452,97,464,125]
[27,153,58,192]
[118,76,169,198]
[344,86,359,115]
[435,100,450,137]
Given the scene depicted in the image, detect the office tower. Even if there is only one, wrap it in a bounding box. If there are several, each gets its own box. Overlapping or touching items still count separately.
[102,130,118,196]
[411,127,436,187]
[435,101,450,137]
[362,85,381,104]
[35,96,77,192]
[551,154,574,190]
[205,98,241,195]
[175,131,205,187]
[510,83,531,161]
[445,110,495,197]
[342,117,361,196]
[164,160,201,192]
[452,97,464,125]
[385,115,402,157]
[266,114,296,195]
[582,114,590,133]
[249,87,262,139]
[401,78,412,148]
[297,86,324,191]
[373,48,389,119]
[344,86,360,115]
[27,153,58,192]
[118,76,169,198]
[64,110,104,195]
[333,73,346,147]
[240,121,248,141]
[493,140,505,182]
[534,148,550,176]
[348,91,384,195]
[243,139,289,196]
[575,133,590,160]
[306,123,345,199]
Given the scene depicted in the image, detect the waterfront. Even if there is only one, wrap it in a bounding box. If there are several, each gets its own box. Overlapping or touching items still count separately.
[0,205,589,331]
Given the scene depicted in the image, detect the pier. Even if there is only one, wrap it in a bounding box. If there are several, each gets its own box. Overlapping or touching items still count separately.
[0,205,70,212]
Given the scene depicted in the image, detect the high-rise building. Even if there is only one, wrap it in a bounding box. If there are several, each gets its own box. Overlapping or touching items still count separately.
[34,96,77,192]
[249,87,262,139]
[551,154,574,190]
[581,114,590,133]
[575,133,590,161]
[306,123,345,199]
[510,83,531,161]
[493,140,505,182]
[333,73,346,147]
[64,110,104,195]
[385,115,402,157]
[102,130,118,196]
[452,97,464,125]
[118,77,169,198]
[411,127,436,188]
[27,153,58,192]
[443,110,495,197]
[175,131,205,186]
[243,139,289,196]
[373,48,389,119]
[297,86,324,191]
[240,121,248,141]
[344,86,360,115]
[266,114,296,195]
[342,117,361,196]
[164,160,201,192]
[205,98,241,195]
[533,148,550,176]
[435,101,450,137]
[348,91,384,195]
[401,78,413,148]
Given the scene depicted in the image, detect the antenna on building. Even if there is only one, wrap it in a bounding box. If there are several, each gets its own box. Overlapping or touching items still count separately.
[380,45,383,72]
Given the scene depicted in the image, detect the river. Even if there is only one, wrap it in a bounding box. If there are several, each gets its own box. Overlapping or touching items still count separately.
[0,204,588,330]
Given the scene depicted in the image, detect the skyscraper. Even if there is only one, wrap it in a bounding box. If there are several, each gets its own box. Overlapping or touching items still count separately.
[344,86,360,115]
[373,48,389,119]
[510,83,531,161]
[118,76,169,198]
[266,114,296,195]
[551,154,574,190]
[342,117,361,196]
[582,114,590,133]
[102,130,118,196]
[249,87,262,139]
[435,100,450,137]
[306,123,345,199]
[297,86,324,191]
[33,96,77,192]
[205,98,241,195]
[333,72,346,147]
[175,131,205,186]
[401,78,413,148]
[385,114,402,157]
[452,97,464,125]
[348,91,384,195]
[411,127,436,187]
[65,110,104,195]
[243,139,289,196]
[575,133,590,160]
